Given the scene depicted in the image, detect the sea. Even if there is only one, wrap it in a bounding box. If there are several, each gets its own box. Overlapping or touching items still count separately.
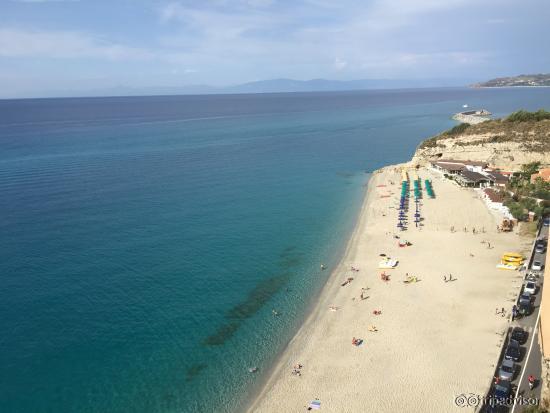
[1,87,549,413]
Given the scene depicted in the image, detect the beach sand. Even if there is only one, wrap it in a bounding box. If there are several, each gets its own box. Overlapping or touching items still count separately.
[248,165,529,412]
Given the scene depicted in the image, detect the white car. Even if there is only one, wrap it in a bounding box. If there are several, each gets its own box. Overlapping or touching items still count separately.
[524,281,537,295]
[532,261,543,271]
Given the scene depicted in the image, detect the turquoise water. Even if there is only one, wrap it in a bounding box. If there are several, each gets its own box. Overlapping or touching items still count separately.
[1,88,550,413]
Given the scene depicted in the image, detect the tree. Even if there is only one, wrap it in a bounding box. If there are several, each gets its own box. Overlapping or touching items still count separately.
[506,202,527,221]
[521,162,541,180]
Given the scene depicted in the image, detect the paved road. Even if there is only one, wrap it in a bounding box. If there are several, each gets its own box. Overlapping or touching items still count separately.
[513,223,548,412]
[482,223,547,413]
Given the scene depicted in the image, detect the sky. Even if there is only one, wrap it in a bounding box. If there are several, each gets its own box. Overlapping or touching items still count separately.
[1,0,549,98]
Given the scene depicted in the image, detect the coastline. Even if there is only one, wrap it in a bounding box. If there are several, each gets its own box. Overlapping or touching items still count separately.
[247,163,526,412]
[245,167,378,412]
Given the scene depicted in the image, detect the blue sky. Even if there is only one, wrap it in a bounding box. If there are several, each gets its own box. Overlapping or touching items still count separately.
[1,0,549,97]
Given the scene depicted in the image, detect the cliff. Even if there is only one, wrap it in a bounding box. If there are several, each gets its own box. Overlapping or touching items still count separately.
[412,112,550,170]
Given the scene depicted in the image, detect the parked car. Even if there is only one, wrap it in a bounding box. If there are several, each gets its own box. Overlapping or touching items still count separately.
[520,292,533,301]
[493,380,512,401]
[532,260,543,271]
[543,217,550,227]
[498,359,515,381]
[518,299,533,316]
[524,281,537,295]
[504,339,521,362]
[535,244,546,253]
[511,327,528,344]
[526,273,538,283]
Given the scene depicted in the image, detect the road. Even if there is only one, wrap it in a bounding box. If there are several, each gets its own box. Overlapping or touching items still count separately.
[482,223,547,413]
[512,223,547,412]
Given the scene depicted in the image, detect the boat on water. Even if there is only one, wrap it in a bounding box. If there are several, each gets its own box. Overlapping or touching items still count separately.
[463,104,469,108]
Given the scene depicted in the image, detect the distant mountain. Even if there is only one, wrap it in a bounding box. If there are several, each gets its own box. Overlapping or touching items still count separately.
[17,77,473,99]
[473,73,550,88]
[224,78,467,93]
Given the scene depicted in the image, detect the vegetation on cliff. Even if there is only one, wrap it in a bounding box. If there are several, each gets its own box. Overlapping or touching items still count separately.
[418,109,550,151]
[506,109,550,122]
[502,162,550,220]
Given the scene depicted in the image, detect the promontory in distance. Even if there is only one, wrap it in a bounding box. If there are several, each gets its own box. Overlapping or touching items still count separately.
[473,73,550,88]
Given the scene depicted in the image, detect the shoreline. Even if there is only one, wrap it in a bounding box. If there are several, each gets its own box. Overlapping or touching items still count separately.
[244,168,379,412]
[248,163,526,412]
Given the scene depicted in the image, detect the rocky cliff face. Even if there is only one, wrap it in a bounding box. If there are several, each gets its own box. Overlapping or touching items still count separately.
[412,119,550,170]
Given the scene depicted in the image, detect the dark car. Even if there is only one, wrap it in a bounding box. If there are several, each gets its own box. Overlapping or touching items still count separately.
[543,218,550,227]
[511,327,528,344]
[504,339,521,362]
[535,244,546,253]
[519,300,533,316]
[493,380,512,402]
[498,358,515,381]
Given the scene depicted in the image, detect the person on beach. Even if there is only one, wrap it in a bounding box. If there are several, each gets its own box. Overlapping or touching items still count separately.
[443,275,447,282]
[448,274,452,281]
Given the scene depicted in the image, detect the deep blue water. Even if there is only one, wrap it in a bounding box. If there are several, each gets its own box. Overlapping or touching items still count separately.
[1,88,549,413]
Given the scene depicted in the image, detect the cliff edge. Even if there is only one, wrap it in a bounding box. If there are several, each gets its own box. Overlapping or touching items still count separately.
[413,110,550,170]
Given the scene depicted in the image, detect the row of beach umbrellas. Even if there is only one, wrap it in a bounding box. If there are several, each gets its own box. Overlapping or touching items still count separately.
[424,179,435,198]
[397,177,409,230]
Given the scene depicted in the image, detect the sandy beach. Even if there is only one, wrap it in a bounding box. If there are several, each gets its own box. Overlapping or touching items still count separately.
[248,165,530,412]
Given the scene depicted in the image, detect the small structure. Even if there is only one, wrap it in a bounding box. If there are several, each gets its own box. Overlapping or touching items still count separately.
[483,188,503,206]
[455,170,493,188]
[452,109,492,124]
[485,171,510,187]
[430,159,489,175]
[531,168,550,183]
[481,188,513,219]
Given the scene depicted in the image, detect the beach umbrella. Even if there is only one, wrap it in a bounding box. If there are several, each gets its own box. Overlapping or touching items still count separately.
[308,400,321,410]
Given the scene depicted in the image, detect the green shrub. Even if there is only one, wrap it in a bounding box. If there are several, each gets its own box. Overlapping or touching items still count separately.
[506,109,550,122]
[443,123,470,135]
